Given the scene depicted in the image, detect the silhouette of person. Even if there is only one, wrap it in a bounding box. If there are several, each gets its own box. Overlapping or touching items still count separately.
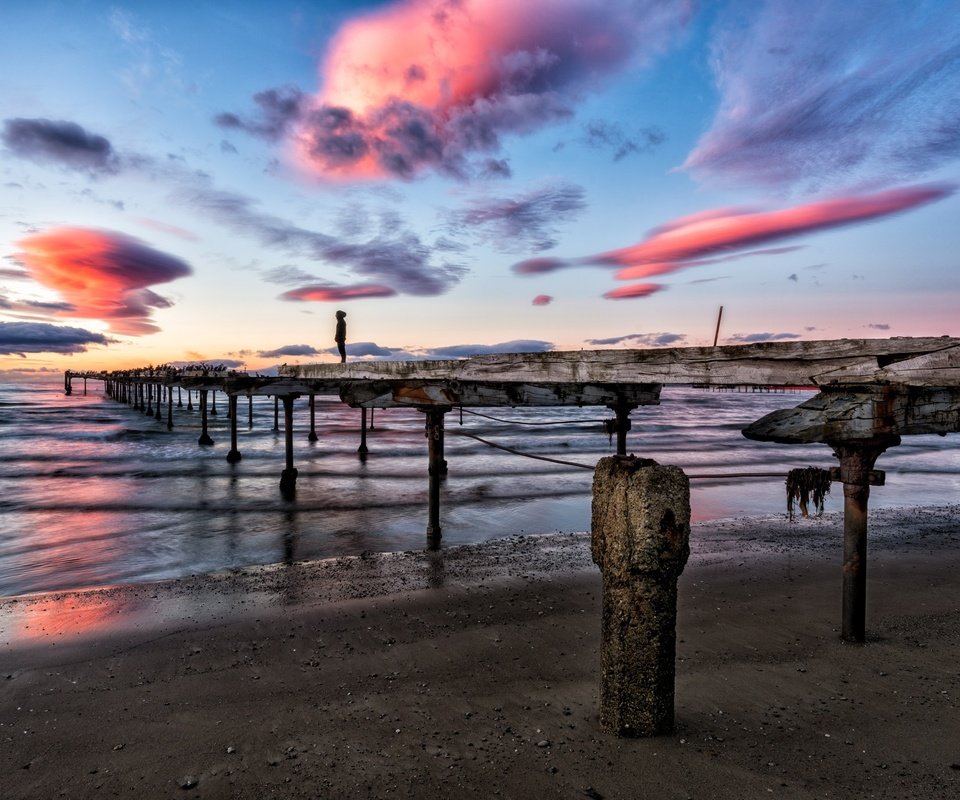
[335,310,347,363]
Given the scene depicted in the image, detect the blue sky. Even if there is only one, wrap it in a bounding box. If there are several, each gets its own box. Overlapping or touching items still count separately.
[1,0,958,376]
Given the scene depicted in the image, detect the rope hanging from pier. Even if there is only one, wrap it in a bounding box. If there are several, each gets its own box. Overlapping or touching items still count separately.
[454,430,821,482]
[459,407,605,426]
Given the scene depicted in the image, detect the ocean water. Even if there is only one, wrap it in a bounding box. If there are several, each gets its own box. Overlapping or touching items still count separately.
[1,379,958,598]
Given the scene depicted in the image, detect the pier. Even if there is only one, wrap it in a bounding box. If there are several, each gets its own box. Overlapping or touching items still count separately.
[65,336,960,645]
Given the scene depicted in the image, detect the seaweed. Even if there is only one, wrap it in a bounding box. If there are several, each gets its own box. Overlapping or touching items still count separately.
[786,466,833,520]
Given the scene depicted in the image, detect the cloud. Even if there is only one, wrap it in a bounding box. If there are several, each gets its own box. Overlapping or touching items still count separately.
[0,321,110,356]
[586,332,686,347]
[445,183,586,252]
[331,341,411,358]
[181,186,465,295]
[223,0,687,180]
[513,184,954,297]
[0,114,465,298]
[130,218,200,241]
[215,86,307,140]
[532,294,552,306]
[866,323,891,331]
[280,283,397,302]
[2,118,120,174]
[683,1,960,191]
[12,228,192,335]
[581,119,665,160]
[257,344,324,358]
[603,283,665,300]
[426,340,554,358]
[728,332,801,344]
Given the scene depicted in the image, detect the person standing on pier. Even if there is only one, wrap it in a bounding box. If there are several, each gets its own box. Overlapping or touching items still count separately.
[335,310,347,363]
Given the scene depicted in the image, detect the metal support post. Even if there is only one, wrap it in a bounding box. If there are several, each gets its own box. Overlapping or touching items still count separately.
[198,389,214,446]
[280,395,299,498]
[308,394,318,442]
[830,436,899,642]
[226,395,242,463]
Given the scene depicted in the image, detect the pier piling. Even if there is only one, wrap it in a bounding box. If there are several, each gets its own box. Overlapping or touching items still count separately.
[279,395,298,498]
[226,395,242,463]
[198,390,214,446]
[423,407,449,544]
[358,407,369,458]
[831,437,899,642]
[591,456,690,736]
[308,394,318,442]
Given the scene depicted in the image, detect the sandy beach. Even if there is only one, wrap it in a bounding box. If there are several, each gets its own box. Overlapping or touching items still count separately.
[2,506,958,799]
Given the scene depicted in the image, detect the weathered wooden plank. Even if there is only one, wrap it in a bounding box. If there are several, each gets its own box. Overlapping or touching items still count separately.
[281,337,960,388]
[811,343,960,386]
[339,381,661,408]
[743,385,960,444]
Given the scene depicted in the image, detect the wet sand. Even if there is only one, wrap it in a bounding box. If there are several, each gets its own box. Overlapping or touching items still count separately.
[1,506,959,799]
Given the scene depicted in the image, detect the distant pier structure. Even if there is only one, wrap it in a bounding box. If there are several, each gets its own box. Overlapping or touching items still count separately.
[66,337,960,643]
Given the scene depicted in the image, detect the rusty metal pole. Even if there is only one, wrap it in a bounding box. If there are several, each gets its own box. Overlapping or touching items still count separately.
[273,396,280,432]
[359,407,369,457]
[145,382,153,416]
[308,394,318,442]
[177,386,182,408]
[210,390,218,416]
[167,386,173,430]
[831,437,898,643]
[198,389,214,446]
[280,395,298,498]
[423,407,449,545]
[248,395,253,429]
[226,395,242,463]
[611,402,637,456]
[83,377,87,395]
[64,371,72,396]
[154,384,163,421]
[187,389,193,411]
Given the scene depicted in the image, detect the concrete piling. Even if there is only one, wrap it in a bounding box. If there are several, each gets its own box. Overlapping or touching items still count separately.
[591,456,690,737]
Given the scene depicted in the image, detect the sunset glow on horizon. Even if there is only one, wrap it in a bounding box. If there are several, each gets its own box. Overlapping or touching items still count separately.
[1,0,958,377]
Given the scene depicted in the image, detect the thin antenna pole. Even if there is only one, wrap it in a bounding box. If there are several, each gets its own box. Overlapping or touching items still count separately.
[713,305,724,347]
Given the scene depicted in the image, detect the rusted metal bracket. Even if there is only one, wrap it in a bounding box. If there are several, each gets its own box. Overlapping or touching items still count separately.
[828,467,885,485]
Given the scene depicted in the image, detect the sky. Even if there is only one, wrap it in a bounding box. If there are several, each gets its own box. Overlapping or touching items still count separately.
[1,0,958,378]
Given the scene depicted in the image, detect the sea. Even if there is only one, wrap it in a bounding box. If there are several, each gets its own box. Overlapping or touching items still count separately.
[1,379,958,599]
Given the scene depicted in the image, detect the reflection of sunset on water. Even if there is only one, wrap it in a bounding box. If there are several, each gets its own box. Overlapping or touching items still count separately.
[2,588,133,643]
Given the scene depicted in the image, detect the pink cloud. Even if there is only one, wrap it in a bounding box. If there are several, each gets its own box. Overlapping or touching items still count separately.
[280,283,397,302]
[603,283,665,300]
[291,0,688,179]
[13,228,191,335]
[531,294,553,306]
[596,184,953,268]
[513,183,954,297]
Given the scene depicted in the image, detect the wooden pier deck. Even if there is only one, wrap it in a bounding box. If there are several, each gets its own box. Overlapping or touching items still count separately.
[65,336,960,642]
